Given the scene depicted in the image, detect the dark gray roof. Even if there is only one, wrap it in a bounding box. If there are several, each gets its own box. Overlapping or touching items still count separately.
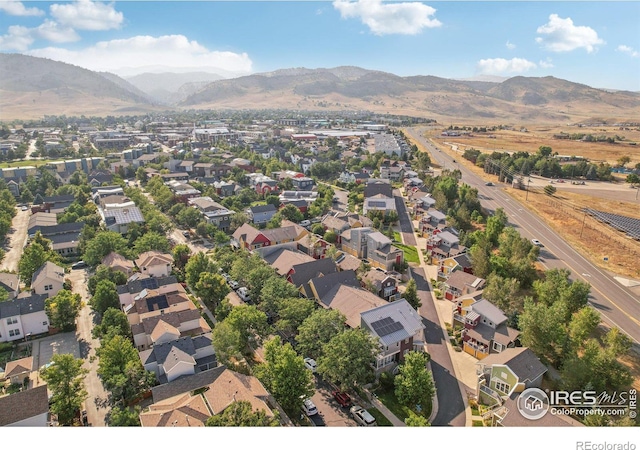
[43,194,75,203]
[0,385,49,426]
[29,222,85,237]
[249,204,277,214]
[308,270,360,303]
[116,275,178,295]
[481,347,547,383]
[289,258,337,287]
[364,182,393,199]
[143,335,196,366]
[0,294,47,319]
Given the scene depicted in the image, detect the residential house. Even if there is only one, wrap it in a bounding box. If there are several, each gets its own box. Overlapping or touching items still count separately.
[296,233,330,259]
[453,299,520,360]
[291,176,315,191]
[166,180,201,203]
[3,356,34,385]
[420,209,447,237]
[0,294,49,343]
[286,258,337,289]
[103,206,145,234]
[427,230,466,264]
[246,204,277,226]
[40,194,75,214]
[262,248,314,277]
[366,231,403,272]
[27,213,57,238]
[443,271,486,301]
[212,180,237,197]
[362,270,398,301]
[139,334,217,384]
[302,269,361,301]
[340,227,372,259]
[0,272,20,300]
[232,223,271,251]
[438,253,474,281]
[188,197,234,232]
[314,283,387,329]
[135,251,174,278]
[29,222,84,258]
[139,366,275,427]
[30,262,65,298]
[361,299,426,374]
[117,275,182,310]
[0,384,49,426]
[380,165,405,181]
[364,179,393,199]
[101,252,135,277]
[362,194,397,216]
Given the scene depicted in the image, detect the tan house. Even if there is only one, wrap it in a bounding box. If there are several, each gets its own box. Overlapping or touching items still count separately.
[101,252,135,277]
[3,356,34,385]
[135,251,174,278]
[140,366,276,427]
[30,261,65,298]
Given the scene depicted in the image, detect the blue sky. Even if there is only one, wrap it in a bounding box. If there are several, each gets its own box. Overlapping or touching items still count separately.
[1,1,639,91]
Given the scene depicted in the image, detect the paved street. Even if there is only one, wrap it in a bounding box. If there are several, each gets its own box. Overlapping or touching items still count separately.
[68,268,110,427]
[0,206,30,273]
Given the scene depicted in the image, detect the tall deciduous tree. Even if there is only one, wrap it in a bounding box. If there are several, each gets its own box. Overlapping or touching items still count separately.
[90,279,120,318]
[225,305,269,351]
[45,289,82,332]
[194,272,230,309]
[296,309,347,359]
[19,240,60,287]
[254,336,314,415]
[96,334,156,406]
[92,308,131,342]
[317,328,378,390]
[185,252,216,289]
[107,405,141,426]
[39,354,88,426]
[83,231,130,266]
[206,400,279,427]
[211,321,243,365]
[394,351,435,411]
[518,297,569,366]
[259,277,301,315]
[133,231,170,255]
[275,297,315,335]
[403,279,421,310]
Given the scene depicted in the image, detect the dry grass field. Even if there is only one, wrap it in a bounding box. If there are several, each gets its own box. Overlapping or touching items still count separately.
[426,125,640,167]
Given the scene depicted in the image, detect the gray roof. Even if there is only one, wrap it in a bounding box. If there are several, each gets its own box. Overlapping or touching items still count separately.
[249,204,277,214]
[29,222,84,237]
[151,366,226,403]
[289,258,337,287]
[104,206,145,225]
[471,299,508,325]
[140,335,196,366]
[0,294,47,319]
[0,385,49,426]
[31,261,64,286]
[308,270,360,303]
[0,272,19,292]
[480,347,547,383]
[360,299,424,346]
[445,271,485,291]
[116,275,178,295]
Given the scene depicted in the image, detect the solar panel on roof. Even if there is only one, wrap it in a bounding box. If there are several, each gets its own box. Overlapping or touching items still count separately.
[140,278,159,290]
[371,317,404,337]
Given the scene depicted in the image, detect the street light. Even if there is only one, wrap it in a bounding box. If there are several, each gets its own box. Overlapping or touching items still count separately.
[525,178,532,201]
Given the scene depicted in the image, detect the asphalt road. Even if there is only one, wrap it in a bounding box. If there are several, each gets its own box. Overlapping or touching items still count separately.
[405,126,640,345]
[394,189,417,246]
[1,206,30,272]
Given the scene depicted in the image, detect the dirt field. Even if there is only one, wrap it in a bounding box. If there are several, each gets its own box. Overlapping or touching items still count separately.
[427,125,640,167]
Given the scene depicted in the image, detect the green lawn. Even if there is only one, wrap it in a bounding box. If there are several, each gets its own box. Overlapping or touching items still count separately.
[373,388,432,424]
[472,420,484,427]
[393,242,420,264]
[367,408,393,426]
[393,231,402,242]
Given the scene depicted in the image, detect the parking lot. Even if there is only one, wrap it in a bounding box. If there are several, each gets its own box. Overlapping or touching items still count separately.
[31,331,80,370]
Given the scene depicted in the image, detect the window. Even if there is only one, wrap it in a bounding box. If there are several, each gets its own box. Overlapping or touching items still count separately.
[494,381,510,394]
[43,321,48,326]
[6,317,17,325]
[493,342,504,352]
[9,329,20,337]
[44,284,53,291]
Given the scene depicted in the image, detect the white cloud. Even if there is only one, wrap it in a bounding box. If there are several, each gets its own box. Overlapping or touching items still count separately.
[0,1,44,16]
[333,0,441,36]
[0,25,34,51]
[477,57,537,75]
[36,20,80,44]
[616,45,639,58]
[535,14,604,53]
[539,58,554,69]
[506,40,516,50]
[26,35,253,75]
[50,0,123,31]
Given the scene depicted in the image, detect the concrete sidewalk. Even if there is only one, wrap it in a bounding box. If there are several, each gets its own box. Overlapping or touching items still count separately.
[363,388,406,426]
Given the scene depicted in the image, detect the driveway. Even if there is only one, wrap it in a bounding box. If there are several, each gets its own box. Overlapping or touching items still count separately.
[309,375,356,427]
[394,188,416,246]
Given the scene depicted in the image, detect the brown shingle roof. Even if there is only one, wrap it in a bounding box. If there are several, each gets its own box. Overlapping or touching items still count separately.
[0,385,49,426]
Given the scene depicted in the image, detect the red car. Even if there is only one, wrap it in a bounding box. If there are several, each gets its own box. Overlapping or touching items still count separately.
[332,390,352,408]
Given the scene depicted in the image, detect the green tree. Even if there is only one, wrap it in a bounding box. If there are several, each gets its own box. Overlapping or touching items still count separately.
[211,321,243,365]
[311,223,325,235]
[87,265,127,296]
[39,354,88,426]
[244,265,276,300]
[259,277,301,315]
[185,252,216,289]
[616,155,631,168]
[275,297,315,336]
[533,268,590,319]
[323,230,338,244]
[45,289,82,332]
[625,173,640,185]
[107,405,141,426]
[18,241,60,287]
[176,207,202,228]
[92,308,131,342]
[403,279,421,310]
[172,244,191,270]
[97,334,156,406]
[518,297,569,366]
[405,410,430,426]
[543,184,557,196]
[482,273,521,313]
[194,272,230,309]
[226,305,269,351]
[394,351,435,411]
[278,204,304,223]
[254,336,314,415]
[206,400,279,427]
[132,231,170,255]
[297,309,347,359]
[317,328,378,389]
[89,279,120,318]
[83,231,129,266]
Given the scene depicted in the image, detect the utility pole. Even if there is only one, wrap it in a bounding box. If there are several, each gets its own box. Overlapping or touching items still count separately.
[580,211,587,237]
[526,178,531,201]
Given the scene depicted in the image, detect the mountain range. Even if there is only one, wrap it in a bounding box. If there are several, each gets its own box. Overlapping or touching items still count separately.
[2,53,639,123]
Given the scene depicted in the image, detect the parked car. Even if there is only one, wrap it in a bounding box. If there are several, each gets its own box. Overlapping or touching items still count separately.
[80,410,88,426]
[21,205,29,211]
[303,357,317,373]
[299,220,311,227]
[531,239,543,247]
[182,231,190,238]
[302,398,318,416]
[332,390,352,408]
[485,182,494,186]
[350,405,377,426]
[228,280,239,290]
[237,287,251,302]
[71,261,87,269]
